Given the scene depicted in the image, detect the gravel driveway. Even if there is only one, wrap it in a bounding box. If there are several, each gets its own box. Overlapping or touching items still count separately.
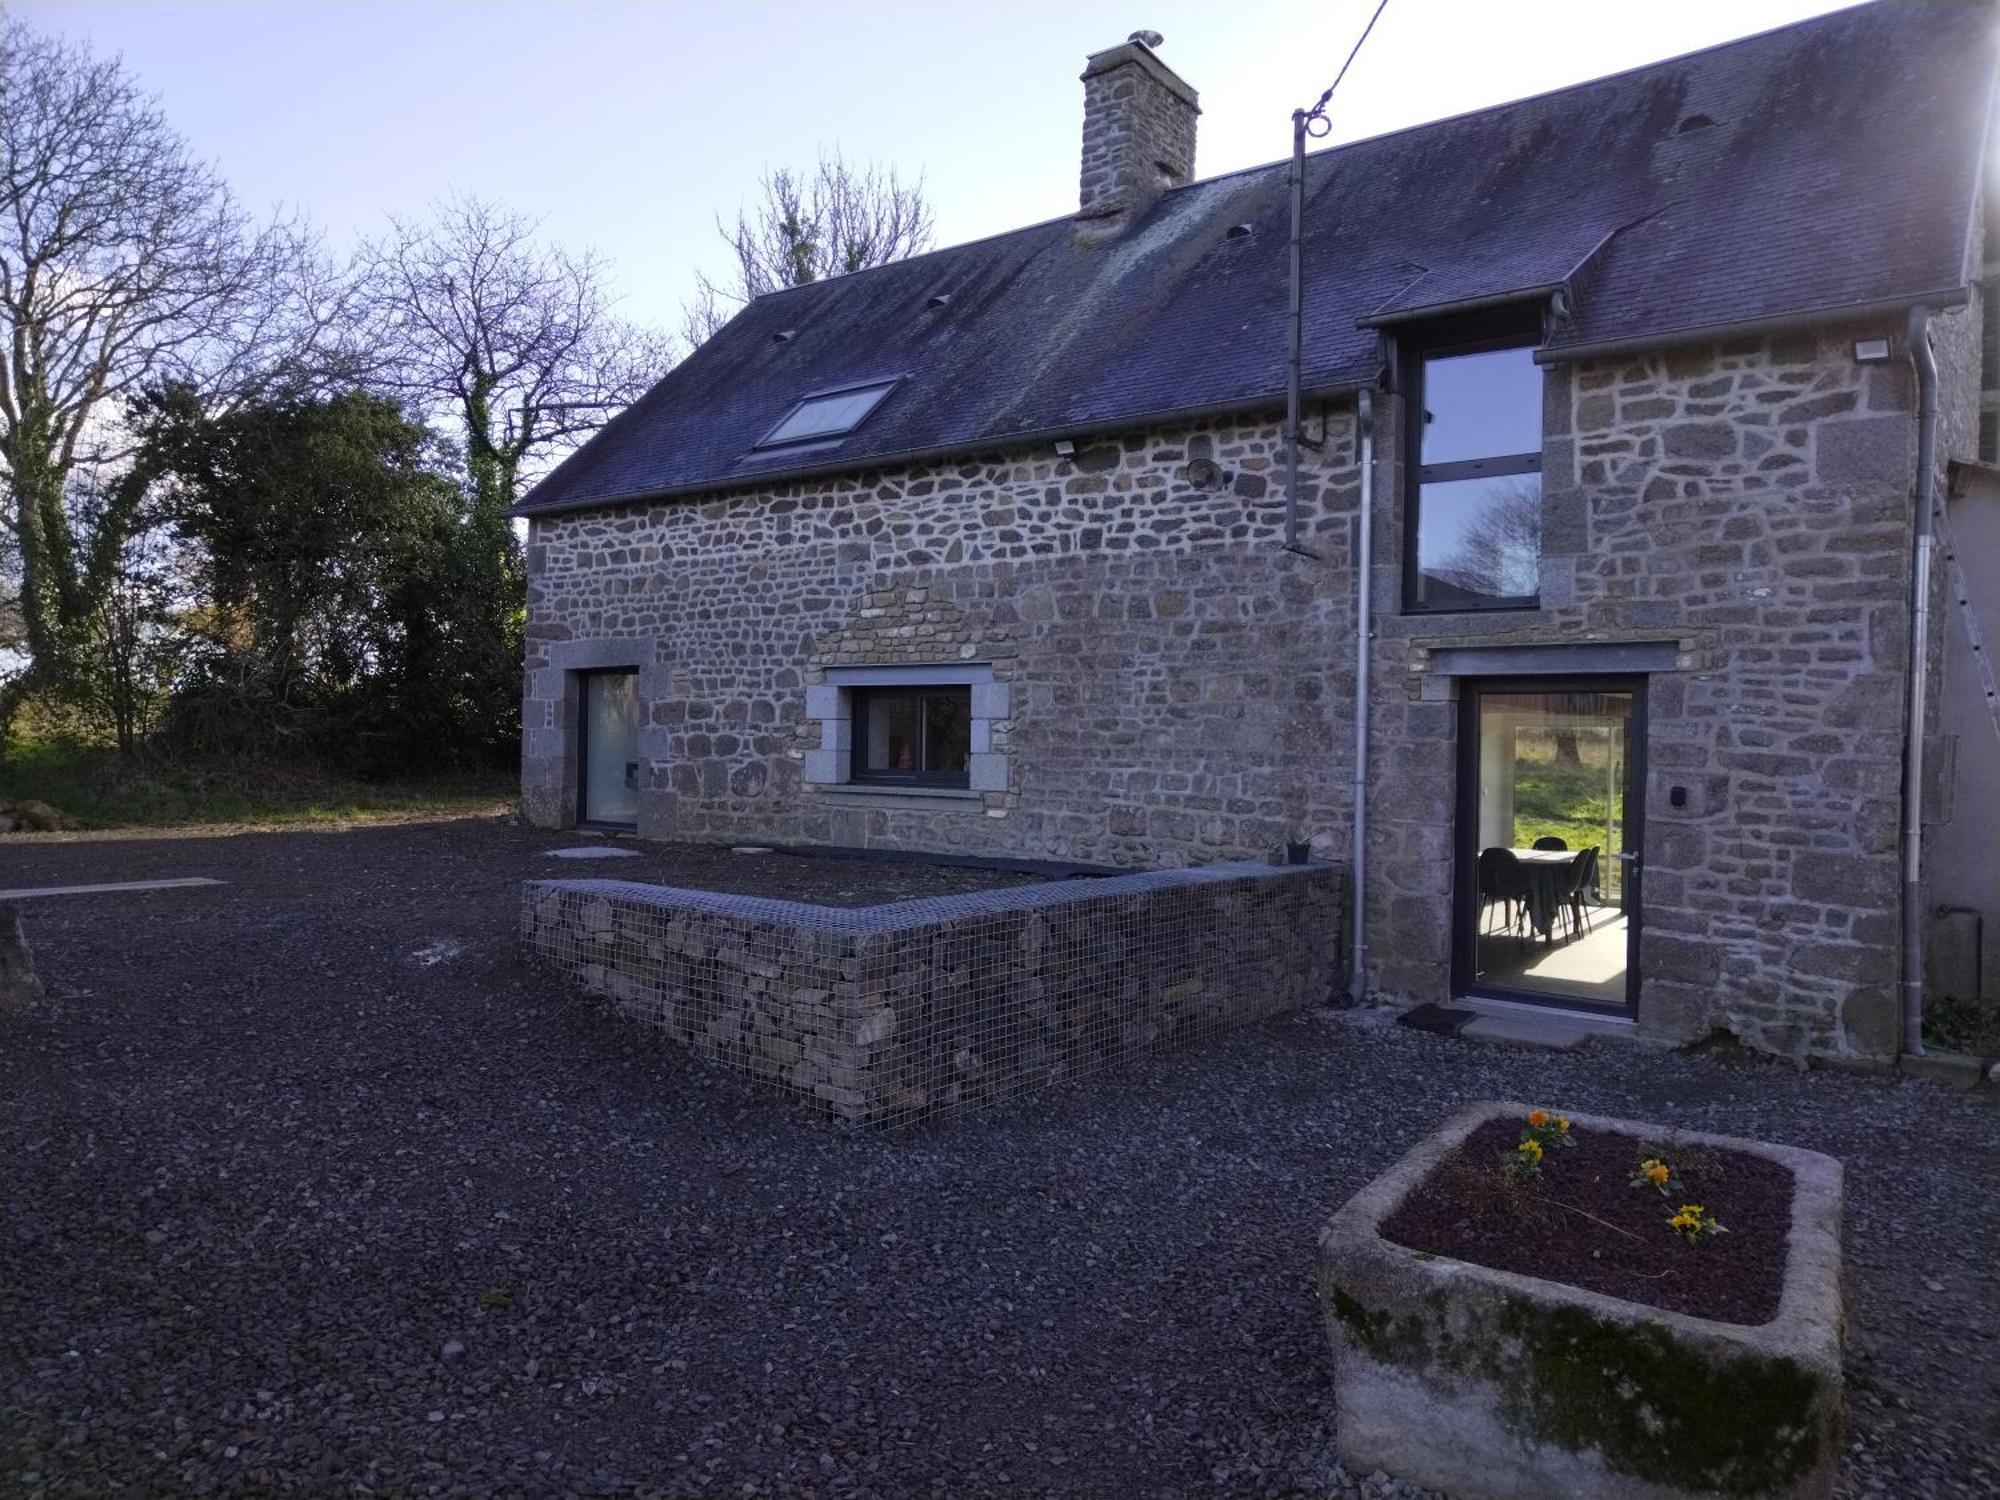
[1,816,1994,1499]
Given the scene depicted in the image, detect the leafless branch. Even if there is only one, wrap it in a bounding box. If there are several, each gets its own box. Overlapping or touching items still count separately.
[685,151,933,345]
[353,194,671,509]
[0,10,328,698]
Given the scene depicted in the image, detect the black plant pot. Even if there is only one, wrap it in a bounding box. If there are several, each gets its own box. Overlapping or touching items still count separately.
[1286,840,1312,866]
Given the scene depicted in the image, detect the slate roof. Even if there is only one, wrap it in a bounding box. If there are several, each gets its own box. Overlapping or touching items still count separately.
[518,0,1995,517]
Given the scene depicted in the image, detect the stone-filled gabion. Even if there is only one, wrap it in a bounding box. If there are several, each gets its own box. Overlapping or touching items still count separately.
[521,862,1344,1127]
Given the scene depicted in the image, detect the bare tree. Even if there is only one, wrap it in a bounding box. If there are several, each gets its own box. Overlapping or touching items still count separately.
[0,12,319,724]
[355,195,670,516]
[687,152,934,344]
[1432,479,1542,602]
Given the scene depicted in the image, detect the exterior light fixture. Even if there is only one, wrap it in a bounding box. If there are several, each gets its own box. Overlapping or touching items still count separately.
[1853,337,1892,363]
[1053,439,1077,457]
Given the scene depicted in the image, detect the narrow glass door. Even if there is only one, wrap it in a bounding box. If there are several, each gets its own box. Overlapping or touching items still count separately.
[579,670,640,827]
[1457,682,1642,1013]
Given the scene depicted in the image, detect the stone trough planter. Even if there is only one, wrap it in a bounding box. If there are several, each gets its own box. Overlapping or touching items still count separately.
[1316,1101,1844,1500]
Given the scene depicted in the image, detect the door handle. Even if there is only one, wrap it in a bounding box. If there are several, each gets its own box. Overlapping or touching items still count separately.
[1614,852,1641,865]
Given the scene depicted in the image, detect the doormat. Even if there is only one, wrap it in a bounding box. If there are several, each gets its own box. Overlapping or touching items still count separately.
[1396,1003,1478,1036]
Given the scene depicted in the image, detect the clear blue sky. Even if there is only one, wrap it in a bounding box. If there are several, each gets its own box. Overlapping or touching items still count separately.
[18,0,1864,337]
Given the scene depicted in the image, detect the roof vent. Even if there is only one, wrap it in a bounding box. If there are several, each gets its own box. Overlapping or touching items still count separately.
[1674,113,1716,135]
[927,293,952,309]
[1225,223,1253,241]
[772,329,797,344]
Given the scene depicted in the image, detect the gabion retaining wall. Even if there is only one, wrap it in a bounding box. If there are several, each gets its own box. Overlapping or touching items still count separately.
[521,861,1345,1127]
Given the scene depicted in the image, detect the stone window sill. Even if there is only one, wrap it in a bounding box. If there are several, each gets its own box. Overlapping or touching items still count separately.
[811,783,987,812]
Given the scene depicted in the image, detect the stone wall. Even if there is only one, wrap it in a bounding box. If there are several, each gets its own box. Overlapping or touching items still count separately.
[525,316,1957,1063]
[1077,40,1199,228]
[1366,320,1926,1058]
[524,413,1361,868]
[520,862,1345,1127]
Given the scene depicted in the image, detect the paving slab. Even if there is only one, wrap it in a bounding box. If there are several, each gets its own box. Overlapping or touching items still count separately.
[543,846,640,860]
[1459,1013,1594,1051]
[0,878,224,901]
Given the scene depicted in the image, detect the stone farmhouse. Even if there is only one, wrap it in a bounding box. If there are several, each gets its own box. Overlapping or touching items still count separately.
[514,0,1999,1066]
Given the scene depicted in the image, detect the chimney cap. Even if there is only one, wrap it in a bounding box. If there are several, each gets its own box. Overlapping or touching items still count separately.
[1128,29,1163,48]
[1081,37,1199,108]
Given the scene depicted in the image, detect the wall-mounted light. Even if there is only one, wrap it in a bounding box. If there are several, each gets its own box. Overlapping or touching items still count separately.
[1053,439,1076,457]
[1853,337,1892,363]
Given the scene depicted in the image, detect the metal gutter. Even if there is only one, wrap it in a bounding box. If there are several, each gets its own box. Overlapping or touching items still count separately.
[1358,284,1563,329]
[520,280,1974,523]
[1535,287,1972,366]
[1901,306,1941,1059]
[511,385,1365,520]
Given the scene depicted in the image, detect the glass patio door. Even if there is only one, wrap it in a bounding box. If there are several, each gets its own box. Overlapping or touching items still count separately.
[1455,680,1643,1014]
[579,670,640,827]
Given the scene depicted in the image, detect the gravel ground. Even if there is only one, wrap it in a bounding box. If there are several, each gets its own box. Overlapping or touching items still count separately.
[1,815,1994,1499]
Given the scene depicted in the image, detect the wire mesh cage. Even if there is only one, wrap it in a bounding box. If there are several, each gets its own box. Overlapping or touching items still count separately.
[523,862,1344,1128]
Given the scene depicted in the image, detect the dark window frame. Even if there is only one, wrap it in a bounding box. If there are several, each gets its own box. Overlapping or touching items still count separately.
[1449,673,1647,1020]
[1401,310,1547,616]
[754,378,901,450]
[848,685,973,788]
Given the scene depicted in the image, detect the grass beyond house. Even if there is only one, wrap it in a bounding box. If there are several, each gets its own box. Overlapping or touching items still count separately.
[0,736,515,831]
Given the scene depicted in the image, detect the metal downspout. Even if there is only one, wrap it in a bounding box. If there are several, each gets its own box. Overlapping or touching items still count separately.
[1348,388,1375,1001]
[1902,307,1940,1057]
[1282,108,1316,558]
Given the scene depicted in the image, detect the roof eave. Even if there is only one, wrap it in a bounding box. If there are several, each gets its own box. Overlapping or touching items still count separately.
[1536,287,1974,366]
[510,379,1374,521]
[1358,285,1562,329]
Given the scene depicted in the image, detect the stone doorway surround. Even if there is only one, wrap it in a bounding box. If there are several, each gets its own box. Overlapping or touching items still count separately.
[522,636,672,832]
[1417,639,1685,1033]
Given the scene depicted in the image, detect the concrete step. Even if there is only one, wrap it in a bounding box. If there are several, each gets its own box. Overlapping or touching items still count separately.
[1459,1014,1596,1051]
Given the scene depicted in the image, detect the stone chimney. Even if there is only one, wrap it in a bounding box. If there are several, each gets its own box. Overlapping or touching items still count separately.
[1077,32,1199,236]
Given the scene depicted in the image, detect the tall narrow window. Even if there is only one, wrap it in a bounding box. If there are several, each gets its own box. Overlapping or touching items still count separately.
[1407,340,1543,612]
[578,669,640,827]
[849,687,971,787]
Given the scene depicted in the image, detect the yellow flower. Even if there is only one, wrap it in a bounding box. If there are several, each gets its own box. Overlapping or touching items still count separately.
[1517,1138,1544,1161]
[1669,1203,1711,1234]
[1527,1109,1549,1128]
[1643,1160,1670,1187]
[1556,1116,1571,1134]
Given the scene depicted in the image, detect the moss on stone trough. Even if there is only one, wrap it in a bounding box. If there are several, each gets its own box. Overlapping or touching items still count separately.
[1316,1101,1845,1500]
[1493,1299,1829,1496]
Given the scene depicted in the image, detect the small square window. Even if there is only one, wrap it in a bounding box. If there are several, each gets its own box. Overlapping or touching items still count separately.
[757,380,897,448]
[1404,334,1544,613]
[849,687,971,787]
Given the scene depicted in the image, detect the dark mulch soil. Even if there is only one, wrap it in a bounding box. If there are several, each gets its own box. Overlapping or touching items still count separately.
[0,814,1994,1499]
[1381,1117,1792,1326]
[531,836,1044,906]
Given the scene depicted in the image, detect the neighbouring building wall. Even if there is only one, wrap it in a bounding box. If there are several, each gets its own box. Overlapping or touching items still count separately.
[525,318,1935,1061]
[1922,279,1997,1009]
[1930,463,2000,1006]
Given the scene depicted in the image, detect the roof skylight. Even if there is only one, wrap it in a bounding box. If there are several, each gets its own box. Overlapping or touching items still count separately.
[756,380,898,448]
